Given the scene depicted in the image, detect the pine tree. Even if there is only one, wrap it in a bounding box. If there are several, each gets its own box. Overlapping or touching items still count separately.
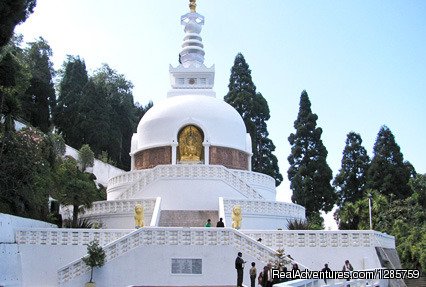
[54,55,89,148]
[288,90,336,219]
[225,53,282,186]
[21,37,56,133]
[367,125,413,199]
[333,132,370,206]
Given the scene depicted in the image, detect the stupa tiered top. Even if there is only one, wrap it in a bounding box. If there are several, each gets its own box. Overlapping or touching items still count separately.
[179,0,205,67]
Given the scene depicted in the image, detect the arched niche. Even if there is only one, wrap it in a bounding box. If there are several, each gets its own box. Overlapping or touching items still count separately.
[177,125,204,163]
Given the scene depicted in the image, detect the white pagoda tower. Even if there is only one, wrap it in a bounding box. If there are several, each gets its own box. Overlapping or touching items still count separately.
[81,0,305,229]
[0,2,397,287]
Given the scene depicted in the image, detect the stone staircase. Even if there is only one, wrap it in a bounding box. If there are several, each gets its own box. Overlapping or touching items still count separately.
[158,210,219,227]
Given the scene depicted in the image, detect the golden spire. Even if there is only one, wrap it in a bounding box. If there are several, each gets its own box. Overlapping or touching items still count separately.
[189,0,196,13]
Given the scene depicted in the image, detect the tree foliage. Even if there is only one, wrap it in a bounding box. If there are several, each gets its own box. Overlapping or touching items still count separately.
[0,36,31,134]
[82,240,106,283]
[334,132,370,206]
[336,175,426,273]
[21,37,55,132]
[0,127,55,219]
[287,90,336,219]
[55,60,138,170]
[78,144,94,172]
[54,157,100,227]
[0,0,36,48]
[225,53,282,186]
[367,125,413,199]
[54,55,89,148]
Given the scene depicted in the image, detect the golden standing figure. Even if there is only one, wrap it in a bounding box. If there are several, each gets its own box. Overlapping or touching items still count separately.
[134,204,144,228]
[232,205,242,229]
[189,0,196,12]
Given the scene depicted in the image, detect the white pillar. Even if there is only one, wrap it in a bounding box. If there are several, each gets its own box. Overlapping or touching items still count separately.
[203,141,210,165]
[171,141,178,164]
[248,154,252,171]
[130,153,135,171]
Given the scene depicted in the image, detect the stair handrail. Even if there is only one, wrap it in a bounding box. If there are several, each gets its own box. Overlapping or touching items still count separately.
[115,164,264,200]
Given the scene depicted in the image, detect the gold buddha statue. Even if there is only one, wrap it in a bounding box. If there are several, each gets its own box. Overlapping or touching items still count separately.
[179,125,203,162]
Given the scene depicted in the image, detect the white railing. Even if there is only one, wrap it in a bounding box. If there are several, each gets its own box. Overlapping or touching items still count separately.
[15,228,131,246]
[223,198,305,219]
[373,231,396,249]
[57,227,300,285]
[108,168,275,191]
[230,169,275,190]
[242,230,395,249]
[115,165,264,200]
[107,169,150,190]
[79,198,157,217]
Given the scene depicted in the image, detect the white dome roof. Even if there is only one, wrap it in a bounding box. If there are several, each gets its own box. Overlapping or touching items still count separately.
[133,95,249,153]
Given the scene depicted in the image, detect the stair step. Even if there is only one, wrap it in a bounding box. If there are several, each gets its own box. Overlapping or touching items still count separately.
[158,210,219,227]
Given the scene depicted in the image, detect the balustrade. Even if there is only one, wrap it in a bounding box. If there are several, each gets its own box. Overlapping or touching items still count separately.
[223,198,305,219]
[15,228,131,246]
[114,165,264,200]
[80,198,156,217]
[242,230,395,249]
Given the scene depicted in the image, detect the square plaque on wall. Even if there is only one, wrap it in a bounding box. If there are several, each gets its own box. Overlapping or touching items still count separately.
[171,258,202,274]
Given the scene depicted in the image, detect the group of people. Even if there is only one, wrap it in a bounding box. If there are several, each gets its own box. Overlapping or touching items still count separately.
[235,251,354,287]
[235,252,300,287]
[204,218,224,227]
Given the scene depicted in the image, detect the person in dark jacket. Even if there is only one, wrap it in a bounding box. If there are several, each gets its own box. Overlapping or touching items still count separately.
[235,252,246,287]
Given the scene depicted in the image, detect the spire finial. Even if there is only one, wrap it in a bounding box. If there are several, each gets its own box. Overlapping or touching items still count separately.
[189,0,196,13]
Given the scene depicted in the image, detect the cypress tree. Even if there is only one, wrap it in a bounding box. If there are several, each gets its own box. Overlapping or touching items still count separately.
[54,55,89,148]
[288,90,336,219]
[225,53,282,186]
[333,132,370,206]
[367,125,413,199]
[22,37,56,133]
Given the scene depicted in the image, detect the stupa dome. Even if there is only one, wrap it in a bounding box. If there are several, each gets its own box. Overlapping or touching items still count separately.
[133,94,249,153]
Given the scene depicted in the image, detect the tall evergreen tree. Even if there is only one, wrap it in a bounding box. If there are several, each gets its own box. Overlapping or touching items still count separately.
[0,36,31,134]
[54,55,89,147]
[288,90,336,219]
[0,0,36,48]
[21,37,55,132]
[367,125,413,199]
[80,64,137,170]
[225,53,282,186]
[334,132,370,206]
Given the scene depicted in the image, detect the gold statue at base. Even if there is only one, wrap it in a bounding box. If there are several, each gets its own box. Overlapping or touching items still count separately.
[134,204,144,228]
[232,205,242,229]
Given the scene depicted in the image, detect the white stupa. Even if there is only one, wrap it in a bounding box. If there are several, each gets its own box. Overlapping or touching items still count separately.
[81,0,305,229]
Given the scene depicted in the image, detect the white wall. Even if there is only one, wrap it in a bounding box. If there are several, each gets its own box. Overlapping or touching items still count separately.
[83,212,153,229]
[61,244,264,287]
[65,145,125,187]
[0,214,57,287]
[224,213,299,230]
[20,245,88,287]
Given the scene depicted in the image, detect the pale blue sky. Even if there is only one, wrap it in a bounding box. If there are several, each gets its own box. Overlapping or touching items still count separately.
[16,1,426,225]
